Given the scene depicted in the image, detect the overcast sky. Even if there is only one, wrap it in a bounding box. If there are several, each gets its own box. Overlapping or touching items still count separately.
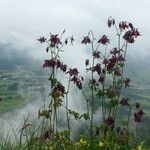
[0,0,150,69]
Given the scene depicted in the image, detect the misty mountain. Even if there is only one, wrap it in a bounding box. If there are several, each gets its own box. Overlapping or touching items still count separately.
[0,42,37,70]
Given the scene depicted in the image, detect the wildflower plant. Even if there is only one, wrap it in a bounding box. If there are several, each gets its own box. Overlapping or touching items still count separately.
[36,17,145,150]
[37,31,89,143]
[81,17,142,149]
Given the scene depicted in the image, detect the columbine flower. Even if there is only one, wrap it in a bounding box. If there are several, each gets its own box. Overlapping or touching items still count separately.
[97,35,110,45]
[107,61,115,71]
[132,28,141,38]
[42,131,51,141]
[43,59,56,68]
[93,51,100,59]
[70,35,74,44]
[119,21,129,30]
[85,59,89,66]
[103,58,108,65]
[56,60,67,72]
[120,98,130,106]
[107,19,112,28]
[92,64,101,75]
[60,64,67,72]
[117,54,125,62]
[138,109,144,116]
[110,47,119,55]
[123,28,140,44]
[65,38,68,45]
[99,74,105,84]
[52,83,65,96]
[123,30,134,43]
[129,23,134,30]
[107,17,115,28]
[81,36,91,44]
[49,34,61,47]
[37,36,46,43]
[134,109,145,123]
[67,68,79,76]
[76,80,82,89]
[71,76,82,90]
[104,117,115,128]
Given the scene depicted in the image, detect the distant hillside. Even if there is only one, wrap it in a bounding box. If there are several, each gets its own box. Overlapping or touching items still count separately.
[0,42,38,70]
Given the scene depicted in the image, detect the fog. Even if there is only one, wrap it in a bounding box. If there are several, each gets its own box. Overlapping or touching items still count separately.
[0,0,150,59]
[0,0,150,142]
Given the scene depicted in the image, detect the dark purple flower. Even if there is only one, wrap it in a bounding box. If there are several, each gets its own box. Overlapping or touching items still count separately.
[114,69,121,76]
[93,64,101,75]
[134,112,142,123]
[65,38,68,45]
[117,54,125,62]
[98,35,110,45]
[119,21,129,30]
[123,30,135,43]
[67,68,79,76]
[85,59,89,66]
[37,36,46,43]
[53,83,65,95]
[123,28,140,44]
[43,131,51,140]
[107,18,115,28]
[120,98,130,106]
[103,58,108,65]
[49,34,61,47]
[46,47,49,52]
[60,64,67,72]
[102,68,106,74]
[93,51,100,59]
[131,28,141,38]
[81,36,91,44]
[71,76,82,89]
[107,62,115,71]
[134,109,145,123]
[110,47,119,55]
[56,60,61,68]
[43,59,56,68]
[138,109,144,116]
[76,81,82,89]
[108,19,112,28]
[71,75,78,83]
[99,74,105,84]
[109,55,117,64]
[104,117,115,128]
[70,35,74,44]
[129,23,134,30]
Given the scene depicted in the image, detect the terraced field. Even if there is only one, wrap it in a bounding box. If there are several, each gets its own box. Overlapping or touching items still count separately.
[0,66,48,113]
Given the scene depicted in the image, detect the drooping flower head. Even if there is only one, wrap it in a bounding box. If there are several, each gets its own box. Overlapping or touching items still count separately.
[81,36,91,44]
[98,35,110,45]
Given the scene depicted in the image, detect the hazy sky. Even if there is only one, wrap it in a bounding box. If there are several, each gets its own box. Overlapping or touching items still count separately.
[0,0,150,68]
